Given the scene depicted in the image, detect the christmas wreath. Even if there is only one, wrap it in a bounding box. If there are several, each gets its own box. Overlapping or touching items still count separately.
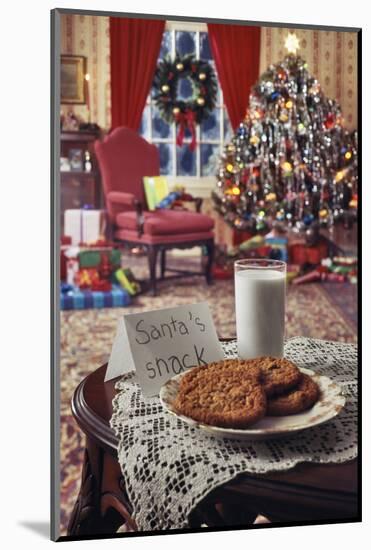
[153,54,217,150]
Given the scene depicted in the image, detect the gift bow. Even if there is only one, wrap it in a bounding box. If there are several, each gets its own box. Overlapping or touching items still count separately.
[175,109,197,151]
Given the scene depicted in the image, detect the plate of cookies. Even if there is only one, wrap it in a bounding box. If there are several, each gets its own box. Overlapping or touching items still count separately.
[159,357,346,440]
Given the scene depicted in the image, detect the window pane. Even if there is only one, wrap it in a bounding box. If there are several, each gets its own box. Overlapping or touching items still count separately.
[152,105,171,139]
[200,32,212,60]
[155,143,173,175]
[201,110,220,141]
[159,30,172,59]
[175,31,196,56]
[176,144,196,176]
[139,104,150,138]
[201,144,219,176]
[177,76,193,100]
[223,109,234,142]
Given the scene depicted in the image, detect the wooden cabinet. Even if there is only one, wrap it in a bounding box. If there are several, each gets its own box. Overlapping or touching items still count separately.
[60,130,102,232]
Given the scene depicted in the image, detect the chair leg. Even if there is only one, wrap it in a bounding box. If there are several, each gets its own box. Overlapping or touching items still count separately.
[160,249,166,279]
[205,241,214,285]
[148,246,158,296]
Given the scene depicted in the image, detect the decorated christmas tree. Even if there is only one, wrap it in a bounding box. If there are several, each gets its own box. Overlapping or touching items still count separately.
[212,34,358,234]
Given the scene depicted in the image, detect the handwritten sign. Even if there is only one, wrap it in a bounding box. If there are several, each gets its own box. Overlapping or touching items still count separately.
[105,302,224,396]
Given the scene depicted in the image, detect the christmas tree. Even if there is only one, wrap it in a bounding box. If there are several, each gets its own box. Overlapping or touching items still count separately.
[212,34,358,234]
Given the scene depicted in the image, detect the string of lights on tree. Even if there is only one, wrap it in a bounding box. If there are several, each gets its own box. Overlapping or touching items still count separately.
[212,33,358,233]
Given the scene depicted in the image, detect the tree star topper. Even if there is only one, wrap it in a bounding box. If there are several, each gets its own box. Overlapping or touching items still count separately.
[285,33,300,55]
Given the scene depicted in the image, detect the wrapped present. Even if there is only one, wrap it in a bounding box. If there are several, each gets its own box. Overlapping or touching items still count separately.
[60,285,131,310]
[64,208,106,246]
[289,239,328,266]
[114,268,141,295]
[333,256,357,267]
[265,236,289,262]
[78,248,121,270]
[239,235,265,251]
[76,268,100,289]
[143,176,169,210]
[91,279,112,291]
[156,191,182,209]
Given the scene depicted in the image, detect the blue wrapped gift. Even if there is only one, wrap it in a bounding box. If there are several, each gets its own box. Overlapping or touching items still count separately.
[60,284,131,310]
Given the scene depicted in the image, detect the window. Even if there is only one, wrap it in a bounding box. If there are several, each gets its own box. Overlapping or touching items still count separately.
[139,23,233,180]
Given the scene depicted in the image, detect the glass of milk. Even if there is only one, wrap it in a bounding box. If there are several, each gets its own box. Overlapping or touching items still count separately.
[234,259,286,359]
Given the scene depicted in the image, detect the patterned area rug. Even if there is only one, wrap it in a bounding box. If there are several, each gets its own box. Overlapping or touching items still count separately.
[59,261,357,535]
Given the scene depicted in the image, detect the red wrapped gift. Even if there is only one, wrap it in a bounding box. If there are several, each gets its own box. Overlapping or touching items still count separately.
[289,239,328,266]
[232,229,254,246]
[91,279,112,291]
[76,268,100,289]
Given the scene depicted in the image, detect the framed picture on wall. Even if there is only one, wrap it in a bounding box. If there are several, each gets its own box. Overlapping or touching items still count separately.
[61,55,86,104]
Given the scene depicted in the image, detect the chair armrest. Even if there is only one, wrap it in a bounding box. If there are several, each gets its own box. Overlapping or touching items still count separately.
[194,197,203,213]
[107,191,137,206]
[107,192,144,237]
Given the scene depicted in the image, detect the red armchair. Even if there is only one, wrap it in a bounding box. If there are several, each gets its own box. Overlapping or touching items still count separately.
[95,127,215,295]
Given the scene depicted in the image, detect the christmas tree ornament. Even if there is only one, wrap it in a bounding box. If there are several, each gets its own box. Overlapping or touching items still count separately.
[266,192,277,201]
[176,62,184,71]
[282,161,293,176]
[161,84,170,93]
[198,72,207,81]
[250,135,260,145]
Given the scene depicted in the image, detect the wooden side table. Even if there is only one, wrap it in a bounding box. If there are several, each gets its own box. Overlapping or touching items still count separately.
[67,365,358,537]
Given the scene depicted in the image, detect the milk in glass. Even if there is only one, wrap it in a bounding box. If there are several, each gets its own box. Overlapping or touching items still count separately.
[235,267,286,358]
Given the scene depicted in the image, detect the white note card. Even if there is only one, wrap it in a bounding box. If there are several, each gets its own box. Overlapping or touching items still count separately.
[105,302,224,397]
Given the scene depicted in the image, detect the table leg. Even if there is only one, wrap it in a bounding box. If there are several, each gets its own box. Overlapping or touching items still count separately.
[147,246,158,296]
[189,495,258,528]
[160,249,166,279]
[67,439,123,536]
[205,241,214,285]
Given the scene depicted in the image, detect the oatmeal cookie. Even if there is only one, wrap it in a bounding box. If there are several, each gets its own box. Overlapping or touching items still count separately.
[250,356,302,397]
[266,373,320,416]
[178,358,262,393]
[175,368,266,428]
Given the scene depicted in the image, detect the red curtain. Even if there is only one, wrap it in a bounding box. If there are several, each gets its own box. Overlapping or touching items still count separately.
[207,24,261,130]
[110,17,165,131]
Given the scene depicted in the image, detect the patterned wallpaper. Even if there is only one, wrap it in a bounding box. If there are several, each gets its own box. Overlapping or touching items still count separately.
[260,26,358,129]
[60,14,111,129]
[59,15,358,131]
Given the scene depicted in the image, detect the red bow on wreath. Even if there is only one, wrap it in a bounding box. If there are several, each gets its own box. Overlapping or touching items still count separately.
[175,109,197,151]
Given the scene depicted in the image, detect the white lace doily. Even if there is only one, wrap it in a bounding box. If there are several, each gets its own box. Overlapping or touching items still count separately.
[110,337,357,531]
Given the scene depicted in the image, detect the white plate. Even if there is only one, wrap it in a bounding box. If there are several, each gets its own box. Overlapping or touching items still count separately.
[159,367,346,440]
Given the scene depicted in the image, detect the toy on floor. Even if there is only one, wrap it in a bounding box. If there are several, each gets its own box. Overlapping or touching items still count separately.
[114,268,141,296]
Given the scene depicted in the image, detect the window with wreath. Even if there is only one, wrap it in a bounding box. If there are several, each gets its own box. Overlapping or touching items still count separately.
[139,24,233,179]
